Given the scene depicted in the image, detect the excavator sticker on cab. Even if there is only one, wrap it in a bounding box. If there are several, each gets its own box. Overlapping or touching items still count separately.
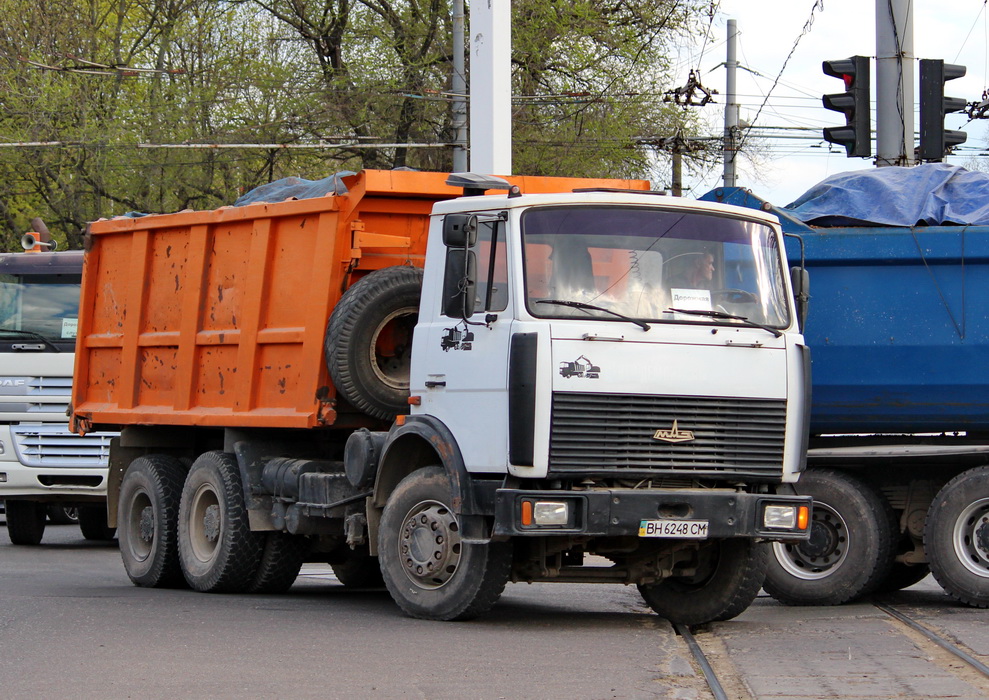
[559,355,600,379]
[441,326,474,352]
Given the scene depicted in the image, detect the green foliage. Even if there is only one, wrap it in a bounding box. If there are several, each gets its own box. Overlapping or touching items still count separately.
[0,0,712,250]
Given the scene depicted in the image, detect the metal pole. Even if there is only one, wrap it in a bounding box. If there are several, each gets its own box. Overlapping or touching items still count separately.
[672,147,683,196]
[875,0,914,166]
[451,0,468,172]
[469,0,512,175]
[723,19,738,187]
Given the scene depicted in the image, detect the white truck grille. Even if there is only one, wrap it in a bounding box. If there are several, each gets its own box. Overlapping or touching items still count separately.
[10,423,113,468]
[549,392,787,479]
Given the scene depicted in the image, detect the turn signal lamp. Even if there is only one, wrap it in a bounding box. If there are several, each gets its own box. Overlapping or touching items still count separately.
[798,505,810,531]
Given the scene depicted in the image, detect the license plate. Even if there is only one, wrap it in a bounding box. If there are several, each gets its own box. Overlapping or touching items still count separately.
[638,519,709,539]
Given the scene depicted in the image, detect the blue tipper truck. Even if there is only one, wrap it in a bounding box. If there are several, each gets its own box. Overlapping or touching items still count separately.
[702,164,989,608]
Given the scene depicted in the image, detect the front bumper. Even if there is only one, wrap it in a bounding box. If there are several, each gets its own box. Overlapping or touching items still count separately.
[493,488,812,540]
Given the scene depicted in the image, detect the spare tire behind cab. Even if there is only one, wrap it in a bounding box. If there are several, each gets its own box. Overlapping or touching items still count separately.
[325,266,424,421]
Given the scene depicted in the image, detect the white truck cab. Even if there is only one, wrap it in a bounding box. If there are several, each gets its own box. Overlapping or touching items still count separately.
[365,179,813,623]
[0,249,115,544]
[413,188,808,482]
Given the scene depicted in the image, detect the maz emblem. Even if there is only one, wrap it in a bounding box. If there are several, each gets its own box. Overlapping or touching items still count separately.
[653,420,695,443]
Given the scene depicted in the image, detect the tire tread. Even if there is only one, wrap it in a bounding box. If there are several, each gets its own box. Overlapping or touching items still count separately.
[325,266,423,420]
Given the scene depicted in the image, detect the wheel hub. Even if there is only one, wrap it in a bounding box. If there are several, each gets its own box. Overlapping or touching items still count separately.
[203,504,221,543]
[139,506,155,543]
[399,500,462,590]
[370,307,417,390]
[977,519,989,555]
[953,498,989,577]
[800,520,837,559]
[771,501,849,580]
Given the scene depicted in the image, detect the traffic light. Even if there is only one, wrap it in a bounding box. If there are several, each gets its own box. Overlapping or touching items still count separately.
[919,59,967,161]
[822,56,871,158]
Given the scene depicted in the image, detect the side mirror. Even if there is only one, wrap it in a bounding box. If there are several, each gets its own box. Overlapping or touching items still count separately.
[790,266,810,330]
[443,248,477,318]
[443,214,478,248]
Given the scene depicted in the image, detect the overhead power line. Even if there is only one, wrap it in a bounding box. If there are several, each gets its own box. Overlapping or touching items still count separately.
[0,141,449,149]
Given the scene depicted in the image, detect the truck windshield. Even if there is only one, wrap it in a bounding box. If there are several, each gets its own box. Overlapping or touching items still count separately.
[0,271,81,350]
[521,205,791,329]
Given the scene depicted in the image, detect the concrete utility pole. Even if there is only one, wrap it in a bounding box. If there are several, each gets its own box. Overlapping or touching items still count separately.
[723,19,738,187]
[875,0,914,166]
[451,0,468,172]
[469,0,512,175]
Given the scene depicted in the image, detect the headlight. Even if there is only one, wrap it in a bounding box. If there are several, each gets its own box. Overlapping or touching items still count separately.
[763,504,797,529]
[533,501,569,525]
[520,499,571,527]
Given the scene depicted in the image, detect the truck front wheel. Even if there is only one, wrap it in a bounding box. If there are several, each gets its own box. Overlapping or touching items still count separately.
[378,467,512,620]
[5,500,46,545]
[118,455,187,588]
[764,469,896,605]
[637,539,767,625]
[178,451,263,592]
[78,505,116,541]
[925,466,989,607]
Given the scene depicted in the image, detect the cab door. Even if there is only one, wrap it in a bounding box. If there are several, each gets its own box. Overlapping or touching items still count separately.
[416,216,516,473]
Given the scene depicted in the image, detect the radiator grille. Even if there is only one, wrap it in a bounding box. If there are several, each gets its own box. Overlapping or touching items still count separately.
[549,393,786,478]
[0,376,73,415]
[10,423,113,468]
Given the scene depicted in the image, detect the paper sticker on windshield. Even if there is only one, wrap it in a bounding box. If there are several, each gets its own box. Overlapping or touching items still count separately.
[670,288,712,312]
[61,318,78,339]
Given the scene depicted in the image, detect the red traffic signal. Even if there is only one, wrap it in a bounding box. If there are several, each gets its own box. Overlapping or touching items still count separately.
[822,56,871,158]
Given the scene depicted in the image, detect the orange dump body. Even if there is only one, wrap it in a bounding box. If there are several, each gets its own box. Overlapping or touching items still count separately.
[71,169,649,432]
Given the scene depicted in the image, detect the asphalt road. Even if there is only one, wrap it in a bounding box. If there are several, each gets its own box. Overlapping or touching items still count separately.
[2,523,987,699]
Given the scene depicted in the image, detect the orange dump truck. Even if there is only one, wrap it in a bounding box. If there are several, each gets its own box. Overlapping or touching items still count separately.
[72,169,813,623]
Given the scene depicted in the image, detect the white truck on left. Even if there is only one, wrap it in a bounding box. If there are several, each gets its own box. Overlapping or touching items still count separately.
[0,238,116,545]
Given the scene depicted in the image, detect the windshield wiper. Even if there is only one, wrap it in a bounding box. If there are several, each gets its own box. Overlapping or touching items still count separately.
[0,328,63,352]
[667,308,782,338]
[537,299,650,331]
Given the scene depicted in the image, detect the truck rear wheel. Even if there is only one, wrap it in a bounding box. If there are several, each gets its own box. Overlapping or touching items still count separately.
[925,466,989,607]
[378,467,512,620]
[248,532,309,594]
[325,266,422,420]
[331,547,384,588]
[178,451,263,592]
[874,563,931,593]
[764,469,896,605]
[78,505,117,541]
[637,539,768,625]
[118,455,187,588]
[5,500,46,545]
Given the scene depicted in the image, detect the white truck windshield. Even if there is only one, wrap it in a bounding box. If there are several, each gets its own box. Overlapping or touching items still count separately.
[521,205,791,329]
[0,271,81,349]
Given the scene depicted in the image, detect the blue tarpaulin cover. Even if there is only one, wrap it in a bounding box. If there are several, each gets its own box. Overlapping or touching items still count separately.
[783,163,989,227]
[232,172,355,206]
[121,172,357,217]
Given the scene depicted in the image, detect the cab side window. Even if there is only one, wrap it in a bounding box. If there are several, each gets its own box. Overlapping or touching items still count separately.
[475,221,509,312]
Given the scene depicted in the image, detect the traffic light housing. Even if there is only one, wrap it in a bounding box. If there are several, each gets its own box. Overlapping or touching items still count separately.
[822,56,871,158]
[919,59,967,161]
